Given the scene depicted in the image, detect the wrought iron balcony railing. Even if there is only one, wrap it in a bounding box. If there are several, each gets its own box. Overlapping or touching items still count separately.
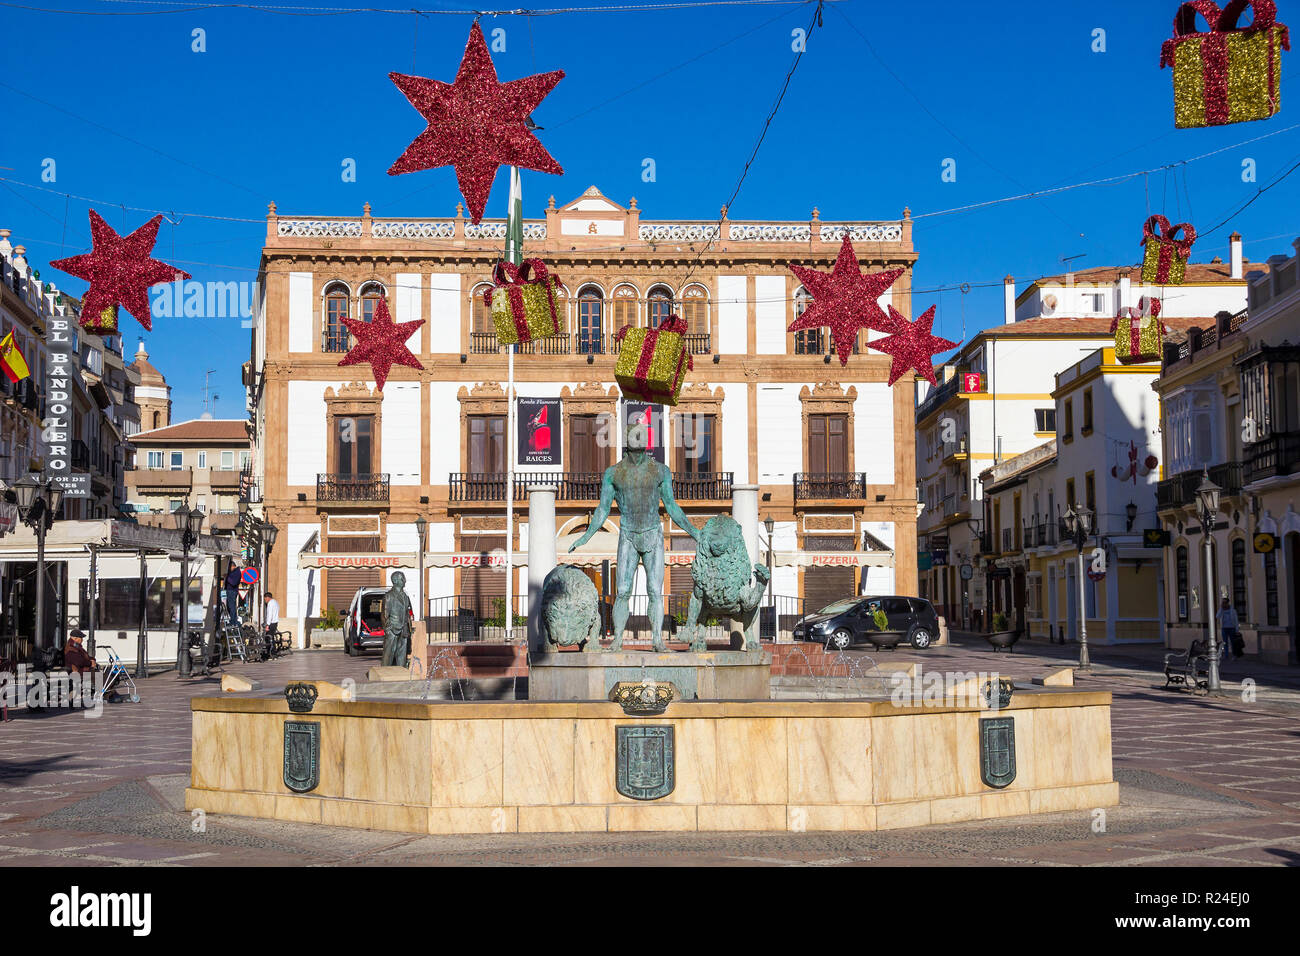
[793,472,868,501]
[70,439,90,471]
[1156,461,1244,510]
[447,470,735,503]
[1245,431,1300,484]
[322,326,350,353]
[316,473,390,502]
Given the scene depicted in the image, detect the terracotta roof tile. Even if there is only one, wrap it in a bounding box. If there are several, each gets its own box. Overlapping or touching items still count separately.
[982,315,1226,338]
[132,419,248,443]
[1030,261,1270,286]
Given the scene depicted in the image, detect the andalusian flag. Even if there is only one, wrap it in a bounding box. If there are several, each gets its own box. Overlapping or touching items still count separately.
[0,331,30,383]
[504,165,524,268]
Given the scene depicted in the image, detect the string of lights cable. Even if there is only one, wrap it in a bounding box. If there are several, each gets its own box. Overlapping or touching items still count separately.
[0,0,828,16]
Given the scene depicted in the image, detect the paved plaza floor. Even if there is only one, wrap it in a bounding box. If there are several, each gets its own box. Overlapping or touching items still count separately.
[2,635,1298,867]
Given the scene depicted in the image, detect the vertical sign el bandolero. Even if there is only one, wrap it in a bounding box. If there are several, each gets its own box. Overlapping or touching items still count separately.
[44,313,90,496]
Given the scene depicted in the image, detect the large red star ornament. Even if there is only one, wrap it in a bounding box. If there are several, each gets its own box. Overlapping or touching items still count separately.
[787,236,904,366]
[338,297,424,391]
[49,210,190,334]
[387,21,564,223]
[869,305,959,387]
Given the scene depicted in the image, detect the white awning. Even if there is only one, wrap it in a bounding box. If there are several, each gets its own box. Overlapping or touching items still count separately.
[298,548,895,570]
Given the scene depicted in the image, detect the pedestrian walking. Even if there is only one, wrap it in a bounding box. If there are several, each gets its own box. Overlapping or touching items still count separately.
[1218,598,1244,660]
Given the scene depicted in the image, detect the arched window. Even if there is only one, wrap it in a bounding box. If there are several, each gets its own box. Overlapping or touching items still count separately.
[152,411,160,430]
[1176,545,1188,620]
[577,286,604,354]
[681,285,710,353]
[323,281,350,353]
[647,286,674,329]
[793,287,822,355]
[1231,537,1247,620]
[359,282,386,323]
[470,283,496,352]
[612,285,638,329]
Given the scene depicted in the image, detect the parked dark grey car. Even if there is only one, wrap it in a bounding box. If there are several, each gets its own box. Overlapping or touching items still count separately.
[792,595,939,650]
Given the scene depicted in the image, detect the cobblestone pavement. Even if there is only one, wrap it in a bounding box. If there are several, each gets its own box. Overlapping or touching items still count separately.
[1,638,1298,866]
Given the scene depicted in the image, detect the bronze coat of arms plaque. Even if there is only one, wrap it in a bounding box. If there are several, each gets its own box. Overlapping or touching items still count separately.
[283,720,321,793]
[615,725,675,800]
[979,716,1016,789]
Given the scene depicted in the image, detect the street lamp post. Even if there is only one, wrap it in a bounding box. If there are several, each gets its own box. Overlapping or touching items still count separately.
[13,477,64,656]
[763,514,775,640]
[1063,504,1094,671]
[414,514,427,636]
[173,503,205,677]
[260,520,278,648]
[1196,469,1223,692]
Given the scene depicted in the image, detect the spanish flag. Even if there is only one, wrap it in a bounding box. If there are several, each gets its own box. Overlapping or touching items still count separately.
[0,331,30,384]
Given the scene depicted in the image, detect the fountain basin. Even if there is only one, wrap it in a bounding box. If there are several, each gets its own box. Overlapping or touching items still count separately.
[186,690,1117,834]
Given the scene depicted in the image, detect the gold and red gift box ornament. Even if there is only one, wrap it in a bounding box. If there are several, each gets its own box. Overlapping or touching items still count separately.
[1110,296,1169,364]
[614,315,694,406]
[1140,215,1197,285]
[1160,0,1289,129]
[483,258,563,347]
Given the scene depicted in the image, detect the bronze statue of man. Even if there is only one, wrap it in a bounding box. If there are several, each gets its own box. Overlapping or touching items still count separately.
[382,571,413,667]
[570,421,700,651]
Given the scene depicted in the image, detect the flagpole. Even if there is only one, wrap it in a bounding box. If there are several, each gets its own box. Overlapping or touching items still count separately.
[504,166,523,645]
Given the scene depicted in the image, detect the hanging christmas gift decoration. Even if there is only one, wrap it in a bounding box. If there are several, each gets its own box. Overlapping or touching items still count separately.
[483,258,563,347]
[787,235,904,366]
[1140,215,1196,284]
[1111,296,1169,363]
[337,296,424,391]
[50,210,189,334]
[614,315,694,406]
[868,305,959,387]
[387,21,564,223]
[1160,0,1289,129]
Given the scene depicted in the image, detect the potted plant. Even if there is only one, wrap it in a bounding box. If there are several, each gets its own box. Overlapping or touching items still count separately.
[985,611,1020,652]
[313,606,344,648]
[866,604,906,650]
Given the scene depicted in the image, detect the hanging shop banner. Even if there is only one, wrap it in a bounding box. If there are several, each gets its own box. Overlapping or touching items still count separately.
[1143,528,1171,548]
[623,401,666,464]
[44,314,90,497]
[0,502,17,536]
[517,397,562,466]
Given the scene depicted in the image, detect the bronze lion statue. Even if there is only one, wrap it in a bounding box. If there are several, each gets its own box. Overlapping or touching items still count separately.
[539,565,603,653]
[682,515,770,651]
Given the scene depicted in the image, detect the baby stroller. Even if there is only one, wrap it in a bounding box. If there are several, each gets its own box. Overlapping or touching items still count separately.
[95,647,140,704]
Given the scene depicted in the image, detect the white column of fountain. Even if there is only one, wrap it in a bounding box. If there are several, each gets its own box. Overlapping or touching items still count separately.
[731,484,761,647]
[526,485,558,656]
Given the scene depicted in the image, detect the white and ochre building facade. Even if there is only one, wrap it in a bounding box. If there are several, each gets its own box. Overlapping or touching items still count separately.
[250,188,921,638]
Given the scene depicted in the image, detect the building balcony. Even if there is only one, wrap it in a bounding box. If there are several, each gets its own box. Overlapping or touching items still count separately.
[316,473,390,503]
[208,468,242,491]
[1244,431,1300,484]
[130,468,193,492]
[208,512,240,533]
[1156,461,1244,510]
[793,329,860,357]
[793,472,867,502]
[469,331,612,355]
[447,471,734,504]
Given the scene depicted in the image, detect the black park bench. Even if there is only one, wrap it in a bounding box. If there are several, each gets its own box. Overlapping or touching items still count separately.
[1164,638,1211,693]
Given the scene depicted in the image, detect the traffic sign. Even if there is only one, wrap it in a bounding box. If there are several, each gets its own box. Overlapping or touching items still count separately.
[1143,529,1171,548]
[1254,532,1277,554]
[241,567,260,585]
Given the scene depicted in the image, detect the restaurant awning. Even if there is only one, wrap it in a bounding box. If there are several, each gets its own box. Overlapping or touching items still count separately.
[298,549,895,570]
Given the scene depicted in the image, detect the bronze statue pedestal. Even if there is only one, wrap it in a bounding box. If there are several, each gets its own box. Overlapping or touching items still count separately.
[528,649,771,701]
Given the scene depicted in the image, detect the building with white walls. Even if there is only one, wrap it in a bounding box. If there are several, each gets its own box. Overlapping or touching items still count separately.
[917,232,1260,631]
[1154,237,1300,665]
[250,188,921,643]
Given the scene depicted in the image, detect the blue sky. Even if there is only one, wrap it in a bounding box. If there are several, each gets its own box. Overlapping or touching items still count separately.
[2,0,1297,422]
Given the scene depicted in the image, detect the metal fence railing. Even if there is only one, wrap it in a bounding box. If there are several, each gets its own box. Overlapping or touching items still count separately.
[423,591,808,644]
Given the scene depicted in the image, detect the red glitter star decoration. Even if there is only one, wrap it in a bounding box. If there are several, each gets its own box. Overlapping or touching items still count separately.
[387,21,564,223]
[338,297,424,391]
[50,210,190,334]
[869,305,959,387]
[787,236,904,366]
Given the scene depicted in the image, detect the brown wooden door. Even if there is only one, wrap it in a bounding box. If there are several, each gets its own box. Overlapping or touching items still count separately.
[569,414,609,475]
[808,414,848,473]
